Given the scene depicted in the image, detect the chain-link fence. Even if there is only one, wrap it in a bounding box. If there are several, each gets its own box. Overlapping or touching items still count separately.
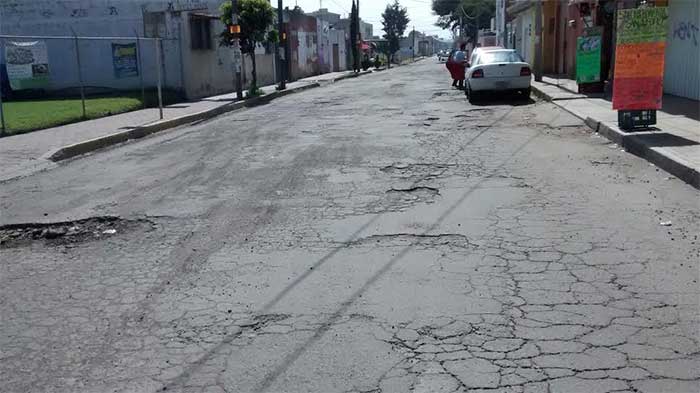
[0,34,181,136]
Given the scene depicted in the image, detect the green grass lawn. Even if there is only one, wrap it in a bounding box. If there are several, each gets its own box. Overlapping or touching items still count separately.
[1,91,181,136]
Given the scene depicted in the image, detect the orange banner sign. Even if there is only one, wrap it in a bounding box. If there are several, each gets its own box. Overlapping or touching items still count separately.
[614,42,666,79]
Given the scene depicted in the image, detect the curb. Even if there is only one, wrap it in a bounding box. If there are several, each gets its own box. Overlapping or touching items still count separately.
[531,84,699,189]
[530,85,553,102]
[48,82,321,162]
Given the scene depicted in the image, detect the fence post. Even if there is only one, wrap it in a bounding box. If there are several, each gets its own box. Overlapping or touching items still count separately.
[72,32,87,119]
[134,31,145,108]
[155,38,163,120]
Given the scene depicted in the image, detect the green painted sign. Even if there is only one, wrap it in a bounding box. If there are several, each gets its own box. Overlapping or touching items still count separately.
[617,7,669,44]
[576,33,602,83]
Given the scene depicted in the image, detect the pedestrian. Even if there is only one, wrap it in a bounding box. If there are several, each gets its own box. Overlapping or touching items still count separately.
[451,43,468,90]
[446,49,458,87]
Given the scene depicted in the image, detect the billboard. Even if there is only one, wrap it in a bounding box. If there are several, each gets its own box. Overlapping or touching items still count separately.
[612,7,669,110]
[5,40,50,90]
[112,43,139,79]
[576,28,602,84]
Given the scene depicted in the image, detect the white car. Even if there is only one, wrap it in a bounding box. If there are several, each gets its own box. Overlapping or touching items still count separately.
[437,50,450,62]
[466,49,531,103]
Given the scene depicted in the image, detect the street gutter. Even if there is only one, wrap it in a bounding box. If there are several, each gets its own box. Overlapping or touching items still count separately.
[531,83,699,189]
[48,70,377,162]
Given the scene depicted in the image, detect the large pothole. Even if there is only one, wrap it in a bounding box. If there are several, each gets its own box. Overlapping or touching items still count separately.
[0,216,154,248]
[345,233,473,249]
[386,186,440,204]
[381,163,455,180]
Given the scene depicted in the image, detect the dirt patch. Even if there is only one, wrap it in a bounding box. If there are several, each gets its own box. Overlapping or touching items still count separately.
[0,216,154,248]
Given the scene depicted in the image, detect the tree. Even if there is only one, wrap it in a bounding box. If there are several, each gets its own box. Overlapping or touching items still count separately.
[220,0,277,94]
[381,0,409,68]
[350,0,359,72]
[432,0,494,45]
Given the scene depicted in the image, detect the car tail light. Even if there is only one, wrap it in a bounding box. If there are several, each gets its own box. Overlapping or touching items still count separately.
[520,67,531,76]
[471,69,484,78]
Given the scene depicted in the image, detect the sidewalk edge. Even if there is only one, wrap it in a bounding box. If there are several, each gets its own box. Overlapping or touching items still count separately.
[532,83,699,189]
[48,82,320,162]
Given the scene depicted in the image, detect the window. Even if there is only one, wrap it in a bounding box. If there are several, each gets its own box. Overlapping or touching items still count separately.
[478,51,523,64]
[190,15,212,50]
[144,12,166,38]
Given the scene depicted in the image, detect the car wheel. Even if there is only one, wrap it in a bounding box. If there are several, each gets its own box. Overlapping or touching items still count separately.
[468,88,478,103]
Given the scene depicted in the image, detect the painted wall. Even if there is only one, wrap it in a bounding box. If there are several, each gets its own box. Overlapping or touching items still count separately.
[514,8,534,64]
[180,14,237,99]
[242,53,276,89]
[317,20,332,74]
[0,0,229,99]
[288,14,318,80]
[664,0,699,100]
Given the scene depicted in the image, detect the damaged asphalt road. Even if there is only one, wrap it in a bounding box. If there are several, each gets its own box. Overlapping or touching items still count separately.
[1,60,699,393]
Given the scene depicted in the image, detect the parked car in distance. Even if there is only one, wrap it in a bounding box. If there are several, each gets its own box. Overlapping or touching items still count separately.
[465,49,531,103]
[437,50,450,62]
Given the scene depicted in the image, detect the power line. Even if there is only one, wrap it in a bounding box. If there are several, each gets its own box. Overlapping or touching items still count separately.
[327,0,349,14]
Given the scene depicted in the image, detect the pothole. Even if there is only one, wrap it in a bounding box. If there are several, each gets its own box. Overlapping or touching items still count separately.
[387,186,439,195]
[386,186,440,204]
[381,163,455,180]
[345,233,472,249]
[0,216,154,248]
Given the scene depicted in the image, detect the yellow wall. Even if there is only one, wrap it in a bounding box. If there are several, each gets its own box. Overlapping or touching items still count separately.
[542,0,557,73]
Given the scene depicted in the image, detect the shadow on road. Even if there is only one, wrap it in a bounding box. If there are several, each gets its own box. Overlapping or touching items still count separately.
[467,91,535,107]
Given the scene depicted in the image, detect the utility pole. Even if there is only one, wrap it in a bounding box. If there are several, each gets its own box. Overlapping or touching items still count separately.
[231,0,243,99]
[277,0,286,90]
[534,0,543,81]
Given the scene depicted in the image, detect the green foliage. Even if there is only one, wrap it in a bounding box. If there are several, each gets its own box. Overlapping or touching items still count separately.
[219,0,276,54]
[432,0,494,44]
[220,0,277,90]
[381,1,410,61]
[247,85,264,98]
[266,30,279,44]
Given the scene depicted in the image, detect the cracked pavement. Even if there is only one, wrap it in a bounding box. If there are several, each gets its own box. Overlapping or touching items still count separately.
[1,60,699,393]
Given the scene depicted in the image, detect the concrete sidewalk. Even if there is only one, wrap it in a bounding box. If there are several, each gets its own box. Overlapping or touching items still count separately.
[0,70,368,182]
[532,79,700,188]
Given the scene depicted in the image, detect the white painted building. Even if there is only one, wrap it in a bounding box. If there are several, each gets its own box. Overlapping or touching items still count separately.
[0,0,276,99]
[664,0,700,100]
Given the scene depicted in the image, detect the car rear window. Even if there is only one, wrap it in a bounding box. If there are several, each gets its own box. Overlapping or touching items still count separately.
[478,51,523,64]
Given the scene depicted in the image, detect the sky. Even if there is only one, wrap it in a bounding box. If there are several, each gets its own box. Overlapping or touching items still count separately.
[291,0,452,39]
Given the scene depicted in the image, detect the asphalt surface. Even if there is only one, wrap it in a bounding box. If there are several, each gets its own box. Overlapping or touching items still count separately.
[1,60,699,393]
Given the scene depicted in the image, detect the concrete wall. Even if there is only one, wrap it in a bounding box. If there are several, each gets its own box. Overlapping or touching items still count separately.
[180,14,237,99]
[289,14,319,80]
[0,0,229,99]
[0,1,222,89]
[664,0,700,100]
[242,53,276,89]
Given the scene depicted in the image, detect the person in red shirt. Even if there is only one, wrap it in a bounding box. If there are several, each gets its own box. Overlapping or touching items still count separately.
[446,43,468,89]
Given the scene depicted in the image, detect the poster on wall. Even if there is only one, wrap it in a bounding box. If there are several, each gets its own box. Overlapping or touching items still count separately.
[612,7,669,110]
[576,27,602,84]
[5,40,50,90]
[112,43,139,78]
